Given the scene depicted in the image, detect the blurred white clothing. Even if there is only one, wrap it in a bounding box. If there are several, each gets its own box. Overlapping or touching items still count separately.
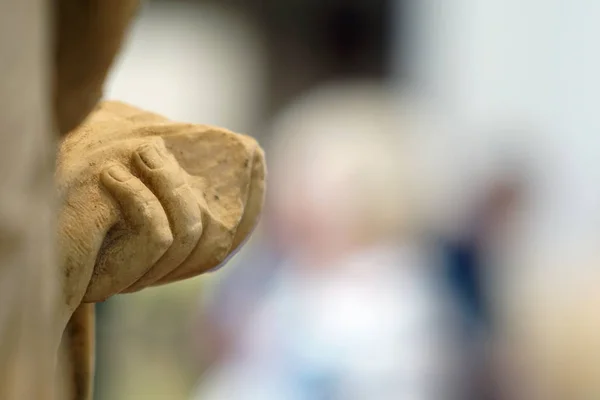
[192,244,463,400]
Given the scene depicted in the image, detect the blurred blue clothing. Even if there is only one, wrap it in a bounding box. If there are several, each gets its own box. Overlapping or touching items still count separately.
[438,235,499,400]
[441,238,488,333]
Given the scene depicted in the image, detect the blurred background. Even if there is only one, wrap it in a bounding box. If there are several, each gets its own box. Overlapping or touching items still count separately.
[97,0,600,399]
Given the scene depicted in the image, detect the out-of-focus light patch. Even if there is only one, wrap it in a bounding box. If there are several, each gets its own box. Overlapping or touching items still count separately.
[104,1,266,133]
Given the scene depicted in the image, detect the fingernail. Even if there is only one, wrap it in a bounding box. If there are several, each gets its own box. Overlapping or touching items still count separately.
[138,145,163,169]
[107,165,131,182]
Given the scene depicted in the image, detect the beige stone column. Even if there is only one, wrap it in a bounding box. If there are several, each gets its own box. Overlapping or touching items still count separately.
[0,0,59,398]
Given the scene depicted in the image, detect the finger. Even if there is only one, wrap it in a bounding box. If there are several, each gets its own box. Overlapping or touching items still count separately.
[83,165,173,302]
[156,145,266,284]
[154,214,232,285]
[121,144,202,292]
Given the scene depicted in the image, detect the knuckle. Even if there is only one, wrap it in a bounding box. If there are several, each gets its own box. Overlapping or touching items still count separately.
[149,167,186,191]
[179,221,203,245]
[167,175,188,192]
[149,227,173,251]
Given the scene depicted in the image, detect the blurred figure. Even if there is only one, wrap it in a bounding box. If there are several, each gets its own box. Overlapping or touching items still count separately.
[439,166,526,400]
[191,81,465,400]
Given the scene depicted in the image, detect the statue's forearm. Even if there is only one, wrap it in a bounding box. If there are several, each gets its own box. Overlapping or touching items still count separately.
[54,0,140,136]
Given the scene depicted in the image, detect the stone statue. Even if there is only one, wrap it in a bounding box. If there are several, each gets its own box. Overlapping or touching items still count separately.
[0,0,266,398]
[56,101,265,399]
